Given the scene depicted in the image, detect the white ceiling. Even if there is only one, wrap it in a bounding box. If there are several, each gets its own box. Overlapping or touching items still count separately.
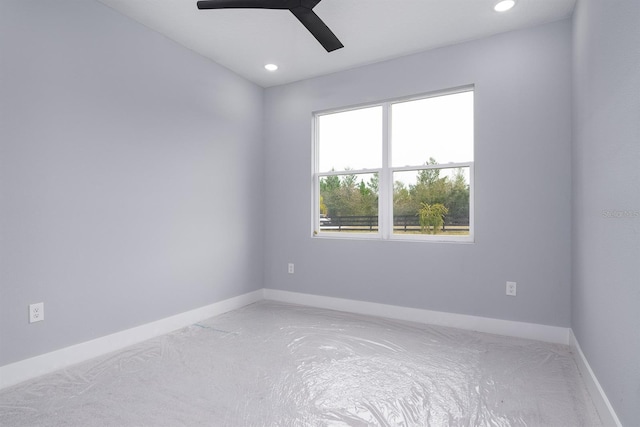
[98,0,576,87]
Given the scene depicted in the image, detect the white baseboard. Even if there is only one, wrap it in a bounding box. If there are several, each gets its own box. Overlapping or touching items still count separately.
[0,289,264,390]
[9,284,619,427]
[263,289,571,345]
[570,330,622,427]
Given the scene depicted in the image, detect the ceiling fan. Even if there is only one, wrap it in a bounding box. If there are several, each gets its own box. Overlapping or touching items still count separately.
[196,0,344,52]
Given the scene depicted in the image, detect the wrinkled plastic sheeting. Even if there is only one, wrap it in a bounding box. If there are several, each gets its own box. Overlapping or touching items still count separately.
[0,301,601,426]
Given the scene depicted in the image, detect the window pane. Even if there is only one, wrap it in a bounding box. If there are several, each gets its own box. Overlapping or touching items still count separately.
[318,106,382,172]
[319,173,379,233]
[393,167,470,235]
[391,91,473,167]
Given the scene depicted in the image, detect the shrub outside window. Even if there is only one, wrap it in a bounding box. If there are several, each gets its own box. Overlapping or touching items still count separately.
[313,87,474,242]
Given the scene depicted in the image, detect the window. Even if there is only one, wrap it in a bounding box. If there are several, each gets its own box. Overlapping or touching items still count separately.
[313,87,474,242]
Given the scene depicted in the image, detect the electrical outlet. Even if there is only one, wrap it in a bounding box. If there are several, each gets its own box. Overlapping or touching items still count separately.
[288,263,294,274]
[29,302,44,323]
[506,281,517,296]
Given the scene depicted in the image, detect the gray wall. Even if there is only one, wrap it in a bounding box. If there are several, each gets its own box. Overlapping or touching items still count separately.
[0,0,264,366]
[2,1,637,422]
[264,21,573,327]
[571,0,640,424]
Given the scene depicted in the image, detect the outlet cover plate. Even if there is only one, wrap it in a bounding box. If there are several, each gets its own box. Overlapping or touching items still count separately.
[506,281,517,296]
[29,302,44,323]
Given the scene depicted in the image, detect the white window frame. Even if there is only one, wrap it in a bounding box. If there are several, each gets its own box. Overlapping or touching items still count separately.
[312,85,474,243]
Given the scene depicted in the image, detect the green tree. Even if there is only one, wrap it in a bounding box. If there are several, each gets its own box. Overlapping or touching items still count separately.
[321,159,470,231]
[417,157,440,186]
[391,159,470,229]
[319,169,379,218]
[320,173,342,216]
[319,195,327,216]
[358,176,378,216]
[393,181,415,216]
[320,173,340,192]
[419,203,449,234]
[367,173,379,194]
[411,158,447,208]
[443,168,469,223]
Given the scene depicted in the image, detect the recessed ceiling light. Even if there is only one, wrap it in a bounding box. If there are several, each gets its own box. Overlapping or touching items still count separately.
[264,63,278,72]
[494,0,515,12]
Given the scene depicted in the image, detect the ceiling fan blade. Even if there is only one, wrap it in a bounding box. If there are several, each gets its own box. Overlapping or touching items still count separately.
[290,6,343,52]
[197,0,292,10]
[197,0,343,52]
[300,0,321,8]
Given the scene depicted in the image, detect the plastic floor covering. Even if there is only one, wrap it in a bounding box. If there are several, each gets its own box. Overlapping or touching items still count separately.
[0,301,601,426]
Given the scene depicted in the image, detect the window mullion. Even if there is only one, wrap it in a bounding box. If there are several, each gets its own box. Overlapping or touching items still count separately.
[380,103,392,240]
[311,115,320,236]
